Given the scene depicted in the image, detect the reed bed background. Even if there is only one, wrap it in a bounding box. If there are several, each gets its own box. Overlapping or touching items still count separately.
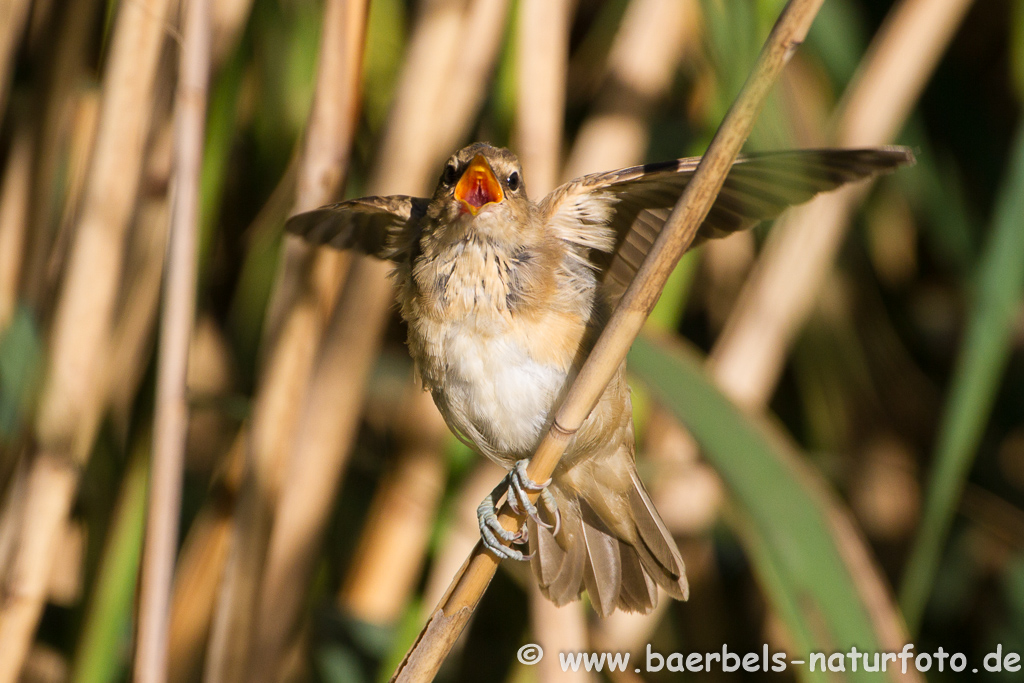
[0,0,1020,681]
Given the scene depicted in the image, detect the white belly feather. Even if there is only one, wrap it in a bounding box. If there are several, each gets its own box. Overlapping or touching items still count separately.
[436,321,568,459]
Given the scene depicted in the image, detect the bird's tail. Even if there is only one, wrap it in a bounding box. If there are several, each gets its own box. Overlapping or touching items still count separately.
[528,463,689,616]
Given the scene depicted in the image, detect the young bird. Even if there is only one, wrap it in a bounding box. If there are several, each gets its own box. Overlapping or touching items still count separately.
[286,142,914,616]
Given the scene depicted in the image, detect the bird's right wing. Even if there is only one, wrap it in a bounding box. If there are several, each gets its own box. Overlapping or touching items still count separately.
[284,195,429,262]
[540,147,915,293]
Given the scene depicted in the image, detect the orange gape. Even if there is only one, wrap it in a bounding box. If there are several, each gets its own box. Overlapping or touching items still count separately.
[455,154,504,213]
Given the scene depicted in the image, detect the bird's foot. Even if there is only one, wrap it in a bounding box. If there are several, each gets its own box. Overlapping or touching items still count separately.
[506,459,561,538]
[477,486,531,561]
[476,460,562,561]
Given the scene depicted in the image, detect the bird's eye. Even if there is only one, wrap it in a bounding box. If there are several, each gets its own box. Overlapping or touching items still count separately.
[442,164,459,185]
[507,171,520,191]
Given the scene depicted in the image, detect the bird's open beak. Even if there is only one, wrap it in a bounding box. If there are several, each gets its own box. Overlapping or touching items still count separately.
[455,154,504,215]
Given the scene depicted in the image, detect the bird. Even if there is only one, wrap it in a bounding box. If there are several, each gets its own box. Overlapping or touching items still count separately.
[285,142,915,616]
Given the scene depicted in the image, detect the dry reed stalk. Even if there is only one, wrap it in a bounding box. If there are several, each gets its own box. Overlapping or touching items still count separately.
[431,0,510,156]
[0,0,174,676]
[366,0,466,193]
[76,117,176,482]
[0,449,29,580]
[22,645,67,683]
[48,526,91,605]
[0,0,31,124]
[133,0,211,677]
[293,0,367,218]
[203,1,367,678]
[0,124,31,331]
[25,0,57,47]
[338,388,448,625]
[390,3,826,680]
[835,0,973,146]
[104,117,175,442]
[562,0,697,180]
[0,455,79,683]
[167,433,245,683]
[168,511,233,682]
[710,0,974,407]
[183,318,238,471]
[514,0,572,195]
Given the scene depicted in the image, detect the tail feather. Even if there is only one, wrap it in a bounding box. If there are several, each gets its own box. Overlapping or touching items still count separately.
[626,469,689,600]
[580,503,623,617]
[529,500,586,605]
[616,540,658,613]
[529,469,688,615]
[531,519,565,588]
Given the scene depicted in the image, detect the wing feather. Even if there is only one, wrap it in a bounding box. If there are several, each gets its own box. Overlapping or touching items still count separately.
[283,195,428,261]
[541,147,915,293]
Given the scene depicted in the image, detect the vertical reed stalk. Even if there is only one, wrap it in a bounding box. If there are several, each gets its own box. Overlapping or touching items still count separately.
[167,434,245,683]
[204,1,367,677]
[515,0,571,195]
[133,0,211,678]
[22,0,102,312]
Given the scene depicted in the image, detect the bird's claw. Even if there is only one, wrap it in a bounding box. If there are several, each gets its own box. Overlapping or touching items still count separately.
[477,460,561,561]
[477,490,529,561]
[483,462,561,558]
[507,460,560,536]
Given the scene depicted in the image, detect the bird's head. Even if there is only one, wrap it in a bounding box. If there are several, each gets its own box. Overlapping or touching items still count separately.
[429,143,531,242]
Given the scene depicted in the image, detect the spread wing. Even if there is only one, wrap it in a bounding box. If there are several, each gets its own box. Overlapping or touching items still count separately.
[284,195,428,261]
[540,147,916,292]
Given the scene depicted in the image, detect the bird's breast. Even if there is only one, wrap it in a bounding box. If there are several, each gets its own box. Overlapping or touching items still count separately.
[400,253,592,460]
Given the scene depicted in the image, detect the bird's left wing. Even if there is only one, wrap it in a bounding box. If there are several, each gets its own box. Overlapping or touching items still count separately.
[539,147,915,292]
[284,195,429,261]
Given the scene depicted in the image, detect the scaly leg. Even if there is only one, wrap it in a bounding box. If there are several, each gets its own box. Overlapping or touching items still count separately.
[477,477,529,561]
